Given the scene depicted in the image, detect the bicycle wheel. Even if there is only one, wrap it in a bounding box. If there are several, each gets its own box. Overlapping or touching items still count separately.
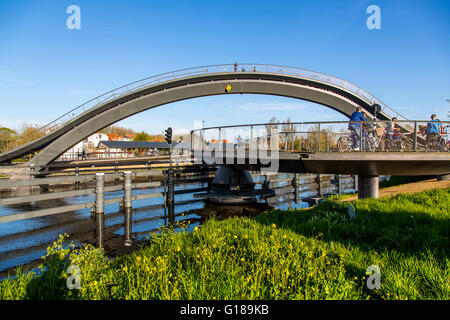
[384,139,393,151]
[337,137,353,152]
[375,139,385,152]
[363,138,375,152]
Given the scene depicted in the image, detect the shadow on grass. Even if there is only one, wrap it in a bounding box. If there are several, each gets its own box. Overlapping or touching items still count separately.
[23,254,71,300]
[255,189,449,258]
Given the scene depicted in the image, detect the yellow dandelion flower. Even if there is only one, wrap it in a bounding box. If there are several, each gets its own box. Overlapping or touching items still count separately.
[271,223,276,228]
[241,257,245,262]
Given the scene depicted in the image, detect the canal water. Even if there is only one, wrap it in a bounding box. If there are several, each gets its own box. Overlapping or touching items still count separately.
[0,173,347,277]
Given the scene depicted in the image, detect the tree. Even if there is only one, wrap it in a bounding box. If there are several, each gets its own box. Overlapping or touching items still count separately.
[281,118,297,150]
[265,117,279,148]
[0,127,18,153]
[133,131,151,141]
[101,125,136,137]
[17,123,45,146]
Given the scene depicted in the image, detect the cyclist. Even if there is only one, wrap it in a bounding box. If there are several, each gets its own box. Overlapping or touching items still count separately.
[386,117,401,139]
[426,114,444,149]
[348,107,366,150]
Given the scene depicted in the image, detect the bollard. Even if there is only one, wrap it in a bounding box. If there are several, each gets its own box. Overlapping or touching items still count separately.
[124,171,132,209]
[166,169,175,226]
[95,173,105,248]
[124,207,133,246]
[95,173,105,214]
[114,162,119,185]
[29,164,35,179]
[95,211,104,248]
[147,161,152,181]
[75,166,80,190]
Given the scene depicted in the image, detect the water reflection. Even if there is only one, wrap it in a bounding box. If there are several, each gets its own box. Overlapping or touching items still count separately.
[0,173,342,277]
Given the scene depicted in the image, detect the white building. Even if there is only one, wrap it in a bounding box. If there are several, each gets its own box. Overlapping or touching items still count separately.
[59,133,110,160]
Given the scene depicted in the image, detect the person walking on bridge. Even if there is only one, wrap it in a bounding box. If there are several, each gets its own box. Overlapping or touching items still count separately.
[348,107,366,150]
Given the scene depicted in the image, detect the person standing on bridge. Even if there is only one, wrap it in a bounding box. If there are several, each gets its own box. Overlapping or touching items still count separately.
[348,107,366,150]
[427,114,441,136]
[386,117,401,141]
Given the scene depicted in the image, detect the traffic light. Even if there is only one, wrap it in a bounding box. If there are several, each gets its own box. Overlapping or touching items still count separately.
[165,127,172,145]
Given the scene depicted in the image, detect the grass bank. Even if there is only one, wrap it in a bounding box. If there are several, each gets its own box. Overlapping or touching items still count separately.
[1,189,449,300]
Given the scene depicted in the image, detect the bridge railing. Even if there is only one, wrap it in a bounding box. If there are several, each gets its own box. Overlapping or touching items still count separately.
[9,63,404,148]
[190,120,450,154]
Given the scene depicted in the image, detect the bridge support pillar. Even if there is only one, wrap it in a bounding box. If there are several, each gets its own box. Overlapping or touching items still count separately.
[357,175,379,199]
[437,174,450,181]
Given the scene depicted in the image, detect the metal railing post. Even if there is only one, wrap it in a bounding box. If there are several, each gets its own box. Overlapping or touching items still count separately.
[250,125,254,150]
[291,132,294,151]
[413,121,418,152]
[359,123,363,152]
[326,132,330,152]
[218,128,222,152]
[317,123,321,152]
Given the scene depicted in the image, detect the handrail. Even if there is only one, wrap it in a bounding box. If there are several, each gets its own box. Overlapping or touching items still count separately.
[190,120,450,153]
[11,63,406,144]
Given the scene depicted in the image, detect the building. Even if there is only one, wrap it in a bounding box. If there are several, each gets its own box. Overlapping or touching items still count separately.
[97,140,172,157]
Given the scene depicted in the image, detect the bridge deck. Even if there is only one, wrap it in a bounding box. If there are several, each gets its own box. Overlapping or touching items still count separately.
[199,151,450,176]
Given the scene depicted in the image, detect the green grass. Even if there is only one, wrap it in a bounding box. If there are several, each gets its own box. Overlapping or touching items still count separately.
[1,189,449,300]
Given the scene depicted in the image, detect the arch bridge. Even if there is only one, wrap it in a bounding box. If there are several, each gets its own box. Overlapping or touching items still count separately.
[0,63,407,169]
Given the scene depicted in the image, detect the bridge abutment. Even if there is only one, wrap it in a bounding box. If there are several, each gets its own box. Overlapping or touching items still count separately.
[357,175,379,199]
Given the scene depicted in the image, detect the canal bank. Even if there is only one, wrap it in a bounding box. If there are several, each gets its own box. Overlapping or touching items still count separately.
[1,187,448,300]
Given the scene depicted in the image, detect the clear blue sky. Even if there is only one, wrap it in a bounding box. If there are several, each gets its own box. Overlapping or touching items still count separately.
[0,0,449,134]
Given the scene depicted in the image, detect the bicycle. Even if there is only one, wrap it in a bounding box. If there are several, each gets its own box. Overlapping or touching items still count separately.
[384,132,410,151]
[426,133,447,151]
[337,126,384,152]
